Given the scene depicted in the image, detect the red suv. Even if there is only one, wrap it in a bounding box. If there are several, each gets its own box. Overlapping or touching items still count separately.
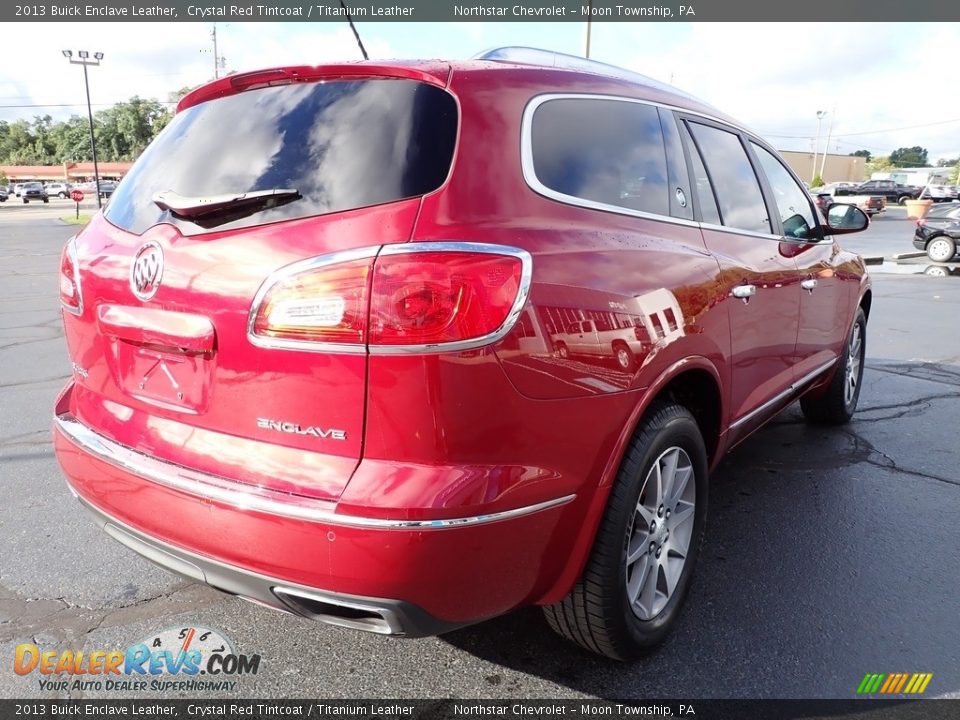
[53,48,871,660]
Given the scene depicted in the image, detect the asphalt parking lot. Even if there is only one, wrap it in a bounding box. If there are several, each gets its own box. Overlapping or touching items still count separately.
[0,205,958,700]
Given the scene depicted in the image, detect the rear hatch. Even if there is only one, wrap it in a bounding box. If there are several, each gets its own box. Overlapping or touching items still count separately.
[60,69,457,501]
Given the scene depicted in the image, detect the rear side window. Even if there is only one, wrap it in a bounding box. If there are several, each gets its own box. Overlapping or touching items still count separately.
[105,79,458,236]
[688,122,771,234]
[529,98,669,217]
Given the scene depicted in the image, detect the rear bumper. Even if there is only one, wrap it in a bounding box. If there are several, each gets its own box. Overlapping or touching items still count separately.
[70,492,454,637]
[53,403,576,633]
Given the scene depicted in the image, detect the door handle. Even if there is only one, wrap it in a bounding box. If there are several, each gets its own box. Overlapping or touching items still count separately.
[801,278,818,292]
[731,284,757,304]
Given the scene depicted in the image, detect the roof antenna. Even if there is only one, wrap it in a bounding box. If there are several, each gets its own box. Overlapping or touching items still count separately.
[340,0,369,60]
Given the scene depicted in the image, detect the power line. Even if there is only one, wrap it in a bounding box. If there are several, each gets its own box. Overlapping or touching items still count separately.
[760,116,960,140]
[0,101,176,108]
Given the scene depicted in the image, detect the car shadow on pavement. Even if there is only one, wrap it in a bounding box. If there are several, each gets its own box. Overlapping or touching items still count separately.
[440,361,960,697]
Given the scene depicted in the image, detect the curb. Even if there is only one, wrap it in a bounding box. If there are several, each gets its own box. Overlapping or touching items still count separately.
[890,252,926,260]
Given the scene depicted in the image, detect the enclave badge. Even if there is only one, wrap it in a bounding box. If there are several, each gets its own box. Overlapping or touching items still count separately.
[130,242,164,301]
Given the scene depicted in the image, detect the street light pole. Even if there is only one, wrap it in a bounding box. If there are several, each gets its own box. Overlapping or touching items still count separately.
[811,110,826,184]
[63,50,104,209]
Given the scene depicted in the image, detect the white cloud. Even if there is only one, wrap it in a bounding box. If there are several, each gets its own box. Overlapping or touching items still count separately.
[2,21,958,162]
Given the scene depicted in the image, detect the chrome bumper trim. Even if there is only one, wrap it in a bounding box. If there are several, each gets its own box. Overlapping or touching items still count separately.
[54,413,575,529]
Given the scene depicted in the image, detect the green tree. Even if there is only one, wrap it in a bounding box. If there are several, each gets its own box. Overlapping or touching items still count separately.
[849,150,872,161]
[935,157,959,168]
[889,146,928,167]
[864,155,894,179]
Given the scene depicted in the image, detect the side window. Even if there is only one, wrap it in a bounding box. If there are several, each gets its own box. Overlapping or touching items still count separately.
[750,142,817,240]
[679,121,721,225]
[658,109,693,221]
[688,122,771,234]
[530,98,669,217]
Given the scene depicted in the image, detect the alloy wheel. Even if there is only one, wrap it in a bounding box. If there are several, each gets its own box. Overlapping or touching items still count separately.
[624,446,696,620]
[844,322,863,407]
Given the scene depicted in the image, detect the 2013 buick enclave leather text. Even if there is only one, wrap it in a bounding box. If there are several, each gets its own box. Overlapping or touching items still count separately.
[53,48,871,659]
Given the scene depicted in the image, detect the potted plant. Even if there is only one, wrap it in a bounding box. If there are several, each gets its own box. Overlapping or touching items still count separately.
[904,180,934,219]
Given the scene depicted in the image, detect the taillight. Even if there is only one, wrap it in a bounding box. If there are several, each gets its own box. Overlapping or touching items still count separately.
[249,249,376,349]
[59,237,82,315]
[249,243,531,353]
[917,219,926,227]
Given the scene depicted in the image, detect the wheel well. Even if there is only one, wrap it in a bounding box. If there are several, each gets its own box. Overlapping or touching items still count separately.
[860,289,872,321]
[654,369,721,464]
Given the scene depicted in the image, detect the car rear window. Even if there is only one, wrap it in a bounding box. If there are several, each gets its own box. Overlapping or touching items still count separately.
[105,78,458,236]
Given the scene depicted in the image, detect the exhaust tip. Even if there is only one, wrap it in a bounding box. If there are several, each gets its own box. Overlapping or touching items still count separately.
[272,586,404,635]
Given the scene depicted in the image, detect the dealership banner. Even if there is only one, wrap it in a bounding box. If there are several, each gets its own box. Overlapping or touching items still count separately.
[2,699,959,719]
[4,0,958,22]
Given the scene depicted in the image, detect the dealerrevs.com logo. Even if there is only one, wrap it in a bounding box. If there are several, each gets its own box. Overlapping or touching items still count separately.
[14,626,261,693]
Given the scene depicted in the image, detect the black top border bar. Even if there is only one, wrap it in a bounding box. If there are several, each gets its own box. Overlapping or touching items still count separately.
[5,0,957,22]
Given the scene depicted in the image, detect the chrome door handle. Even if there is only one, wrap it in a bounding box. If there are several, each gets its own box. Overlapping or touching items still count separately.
[731,284,757,304]
[801,278,818,292]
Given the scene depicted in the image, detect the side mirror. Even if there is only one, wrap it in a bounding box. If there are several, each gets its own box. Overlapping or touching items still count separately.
[825,203,869,234]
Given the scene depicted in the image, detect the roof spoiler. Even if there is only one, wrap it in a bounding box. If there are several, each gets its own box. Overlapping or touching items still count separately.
[177,63,450,113]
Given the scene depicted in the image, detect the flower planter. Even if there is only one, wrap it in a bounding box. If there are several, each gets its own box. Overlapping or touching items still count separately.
[904,199,934,220]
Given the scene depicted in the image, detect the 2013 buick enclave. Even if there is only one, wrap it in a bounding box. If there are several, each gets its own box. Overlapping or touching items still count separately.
[53,48,871,660]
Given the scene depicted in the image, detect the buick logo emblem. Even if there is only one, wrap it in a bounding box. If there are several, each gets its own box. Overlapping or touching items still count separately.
[130,242,164,301]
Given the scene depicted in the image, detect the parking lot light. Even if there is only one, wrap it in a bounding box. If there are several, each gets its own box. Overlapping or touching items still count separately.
[62,50,104,209]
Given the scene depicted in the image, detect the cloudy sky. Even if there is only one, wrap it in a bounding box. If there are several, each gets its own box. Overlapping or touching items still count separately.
[3,21,959,162]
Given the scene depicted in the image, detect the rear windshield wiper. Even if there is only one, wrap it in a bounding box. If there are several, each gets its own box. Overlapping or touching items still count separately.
[152,188,301,226]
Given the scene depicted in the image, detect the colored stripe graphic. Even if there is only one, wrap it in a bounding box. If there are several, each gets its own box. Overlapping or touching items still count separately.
[858,672,933,694]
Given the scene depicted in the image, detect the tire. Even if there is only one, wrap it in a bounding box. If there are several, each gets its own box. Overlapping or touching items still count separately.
[613,342,635,371]
[543,402,708,660]
[897,196,910,206]
[22,198,27,204]
[58,192,67,199]
[556,342,569,360]
[926,236,957,263]
[800,307,866,425]
[42,197,49,204]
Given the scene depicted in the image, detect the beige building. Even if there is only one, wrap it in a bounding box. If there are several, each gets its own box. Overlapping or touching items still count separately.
[778,151,866,184]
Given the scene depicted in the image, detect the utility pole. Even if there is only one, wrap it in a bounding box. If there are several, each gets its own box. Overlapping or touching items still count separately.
[819,105,836,180]
[210,24,226,79]
[584,0,593,58]
[811,110,826,184]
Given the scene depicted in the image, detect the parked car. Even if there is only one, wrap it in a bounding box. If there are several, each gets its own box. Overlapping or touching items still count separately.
[913,203,960,262]
[52,48,871,661]
[46,182,72,199]
[95,180,118,198]
[834,179,921,205]
[0,187,7,202]
[20,182,48,203]
[13,183,25,197]
[919,184,954,202]
[809,191,834,214]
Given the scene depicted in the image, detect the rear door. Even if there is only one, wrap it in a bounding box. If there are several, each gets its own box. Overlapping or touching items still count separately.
[680,118,801,434]
[60,74,457,501]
